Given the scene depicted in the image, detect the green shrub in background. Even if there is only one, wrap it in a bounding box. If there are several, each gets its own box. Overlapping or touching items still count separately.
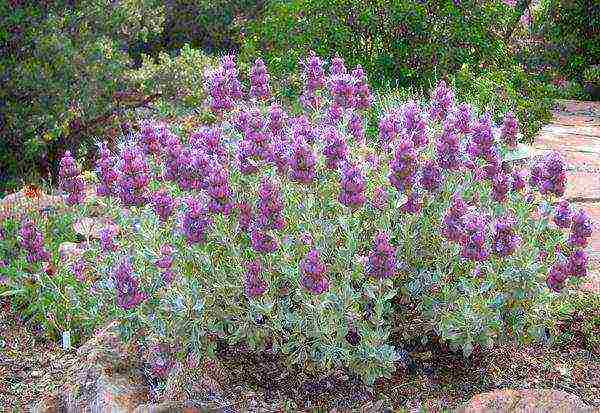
[240,0,518,91]
[0,0,164,195]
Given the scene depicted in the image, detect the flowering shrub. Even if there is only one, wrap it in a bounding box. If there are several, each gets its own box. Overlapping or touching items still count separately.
[2,54,594,388]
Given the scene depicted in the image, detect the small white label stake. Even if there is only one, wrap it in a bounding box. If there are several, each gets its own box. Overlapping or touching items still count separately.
[62,330,71,350]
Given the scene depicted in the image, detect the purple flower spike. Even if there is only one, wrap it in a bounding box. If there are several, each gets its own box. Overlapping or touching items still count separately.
[155,244,175,284]
[339,162,366,209]
[420,160,444,192]
[500,111,519,150]
[59,151,85,206]
[567,250,588,278]
[400,192,423,215]
[453,103,473,134]
[151,190,176,222]
[389,139,419,193]
[250,228,278,253]
[568,209,593,247]
[181,198,212,245]
[323,127,348,170]
[289,138,317,184]
[429,80,455,121]
[299,51,326,109]
[436,122,462,170]
[553,200,573,229]
[371,186,389,211]
[460,213,490,262]
[492,216,520,257]
[99,226,119,253]
[442,195,468,243]
[249,58,271,100]
[256,179,285,231]
[366,232,397,280]
[547,260,568,292]
[352,65,373,110]
[207,55,243,114]
[96,143,118,197]
[529,152,567,197]
[348,111,365,143]
[115,144,150,207]
[379,111,400,148]
[112,258,147,310]
[402,101,428,147]
[71,257,86,282]
[190,126,226,158]
[492,173,510,203]
[510,169,527,192]
[206,164,234,215]
[237,202,253,233]
[18,220,51,264]
[300,249,329,295]
[245,259,268,298]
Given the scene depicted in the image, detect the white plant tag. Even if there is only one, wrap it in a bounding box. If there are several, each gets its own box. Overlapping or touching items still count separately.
[62,330,71,350]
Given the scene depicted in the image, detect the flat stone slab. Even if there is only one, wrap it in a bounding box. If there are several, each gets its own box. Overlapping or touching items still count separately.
[565,172,600,201]
[458,388,593,412]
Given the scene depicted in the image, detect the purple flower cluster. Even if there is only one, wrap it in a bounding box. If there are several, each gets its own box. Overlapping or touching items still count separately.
[568,209,593,247]
[268,103,287,136]
[371,186,389,211]
[348,111,365,143]
[338,163,366,208]
[249,58,271,100]
[190,126,226,159]
[151,190,176,222]
[99,225,119,253]
[492,216,520,257]
[18,220,51,264]
[553,200,573,228]
[322,127,348,170]
[71,258,86,282]
[460,213,490,262]
[420,160,444,192]
[267,137,290,175]
[244,259,268,298]
[138,120,168,156]
[256,179,285,231]
[237,202,253,232]
[96,143,118,197]
[436,123,462,170]
[300,52,326,109]
[366,232,397,280]
[352,65,373,110]
[206,164,234,215]
[402,101,428,147]
[510,169,527,192]
[290,115,317,144]
[59,151,85,206]
[529,151,566,197]
[389,139,419,193]
[428,80,455,121]
[206,55,243,114]
[300,249,329,294]
[250,229,278,253]
[491,173,510,203]
[112,258,147,310]
[442,195,468,243]
[500,111,519,150]
[547,250,588,292]
[115,145,150,207]
[155,244,175,284]
[325,104,344,126]
[289,138,317,184]
[181,198,212,245]
[378,111,400,148]
[400,192,423,214]
[452,103,473,134]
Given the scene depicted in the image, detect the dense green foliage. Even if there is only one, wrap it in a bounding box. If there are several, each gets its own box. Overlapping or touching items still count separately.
[240,0,518,90]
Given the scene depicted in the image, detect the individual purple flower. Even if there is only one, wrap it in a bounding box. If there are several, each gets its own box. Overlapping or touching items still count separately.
[59,151,85,206]
[181,198,212,245]
[250,228,278,253]
[267,103,287,136]
[112,258,147,310]
[300,249,329,294]
[420,160,443,192]
[238,139,261,175]
[468,112,495,160]
[150,190,176,222]
[206,164,234,215]
[400,192,423,215]
[492,216,520,257]
[347,111,365,143]
[244,259,268,298]
[96,143,118,197]
[442,195,468,243]
[99,226,119,253]
[366,232,397,280]
[389,139,419,193]
[299,52,326,109]
[256,179,285,231]
[566,250,588,278]
[330,56,347,76]
[510,169,527,192]
[460,213,489,262]
[155,244,175,284]
[529,152,567,197]
[249,58,271,100]
[339,162,366,209]
[322,127,348,170]
[492,173,510,203]
[115,144,150,207]
[402,101,428,147]
[371,186,389,211]
[137,120,167,156]
[428,80,455,121]
[237,202,253,233]
[553,200,573,229]
[18,220,51,264]
[289,138,317,184]
[378,111,400,148]
[267,137,289,175]
[500,111,519,150]
[568,209,593,247]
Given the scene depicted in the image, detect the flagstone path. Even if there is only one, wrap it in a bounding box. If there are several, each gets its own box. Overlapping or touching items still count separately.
[534,100,600,293]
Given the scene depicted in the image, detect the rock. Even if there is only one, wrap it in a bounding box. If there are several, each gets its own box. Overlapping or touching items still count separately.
[0,189,63,221]
[458,389,593,412]
[58,242,86,261]
[73,217,119,240]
